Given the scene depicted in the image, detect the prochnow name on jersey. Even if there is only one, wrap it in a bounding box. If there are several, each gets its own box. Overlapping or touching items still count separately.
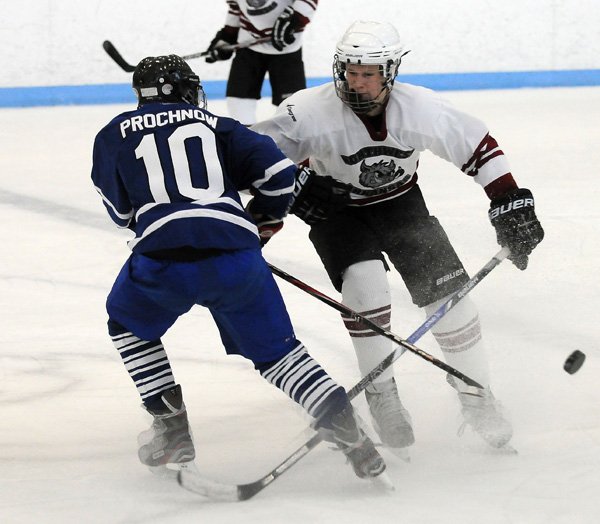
[119,108,218,138]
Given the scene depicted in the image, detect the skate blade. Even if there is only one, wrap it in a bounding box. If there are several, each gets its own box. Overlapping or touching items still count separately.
[328,442,412,462]
[148,460,198,479]
[371,471,395,492]
[490,443,518,455]
[387,446,411,462]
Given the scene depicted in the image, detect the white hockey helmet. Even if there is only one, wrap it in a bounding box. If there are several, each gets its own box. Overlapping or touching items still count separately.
[333,21,408,113]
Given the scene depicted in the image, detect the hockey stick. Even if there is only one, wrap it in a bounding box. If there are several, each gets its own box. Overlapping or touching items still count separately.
[178,247,509,501]
[102,37,272,73]
[267,262,494,389]
[178,36,271,61]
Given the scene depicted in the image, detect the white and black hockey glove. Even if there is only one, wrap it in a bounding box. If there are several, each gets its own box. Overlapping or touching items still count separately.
[288,166,352,225]
[271,6,301,51]
[205,28,237,63]
[489,187,544,270]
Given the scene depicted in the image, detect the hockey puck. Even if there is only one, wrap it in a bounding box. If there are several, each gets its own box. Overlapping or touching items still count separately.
[564,350,586,374]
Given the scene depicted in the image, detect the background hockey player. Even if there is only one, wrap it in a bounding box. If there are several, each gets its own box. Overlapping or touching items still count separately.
[252,21,544,455]
[90,54,387,481]
[204,0,318,125]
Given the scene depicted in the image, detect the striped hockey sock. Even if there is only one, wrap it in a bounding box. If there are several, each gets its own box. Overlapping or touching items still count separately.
[109,321,176,404]
[257,343,347,422]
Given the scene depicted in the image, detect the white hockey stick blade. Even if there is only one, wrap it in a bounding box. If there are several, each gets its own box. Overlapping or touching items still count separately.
[147,464,180,479]
[178,465,239,502]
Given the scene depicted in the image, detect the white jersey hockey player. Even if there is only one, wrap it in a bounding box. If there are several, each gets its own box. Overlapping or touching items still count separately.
[253,20,544,454]
[204,0,319,125]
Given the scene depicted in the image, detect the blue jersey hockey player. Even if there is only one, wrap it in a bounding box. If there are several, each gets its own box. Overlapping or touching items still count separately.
[91,54,387,482]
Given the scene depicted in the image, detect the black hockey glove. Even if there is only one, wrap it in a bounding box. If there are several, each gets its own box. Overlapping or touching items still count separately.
[205,28,237,63]
[489,188,544,270]
[288,166,352,225]
[246,198,284,246]
[271,6,301,51]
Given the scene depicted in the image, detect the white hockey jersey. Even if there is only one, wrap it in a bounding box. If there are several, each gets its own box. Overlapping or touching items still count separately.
[252,82,512,205]
[223,0,318,55]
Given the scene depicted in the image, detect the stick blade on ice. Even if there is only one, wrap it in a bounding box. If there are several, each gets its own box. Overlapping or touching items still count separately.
[177,468,239,502]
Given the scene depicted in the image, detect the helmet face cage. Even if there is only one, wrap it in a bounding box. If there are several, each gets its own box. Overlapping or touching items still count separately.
[132,55,206,108]
[333,57,400,114]
[332,21,405,114]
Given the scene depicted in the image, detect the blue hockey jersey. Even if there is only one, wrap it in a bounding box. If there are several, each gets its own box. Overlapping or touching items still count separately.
[91,102,296,253]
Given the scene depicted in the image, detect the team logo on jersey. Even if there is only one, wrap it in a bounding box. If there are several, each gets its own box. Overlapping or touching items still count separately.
[341,146,415,191]
[358,159,406,188]
[246,0,277,15]
[341,146,414,165]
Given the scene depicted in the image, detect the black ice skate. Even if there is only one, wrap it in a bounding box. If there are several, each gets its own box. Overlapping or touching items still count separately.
[329,403,387,479]
[138,384,196,467]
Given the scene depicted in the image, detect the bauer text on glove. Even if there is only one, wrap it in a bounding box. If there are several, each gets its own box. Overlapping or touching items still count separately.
[488,187,544,270]
[288,166,352,225]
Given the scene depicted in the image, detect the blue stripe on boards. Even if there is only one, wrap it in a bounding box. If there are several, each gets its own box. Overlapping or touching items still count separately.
[399,69,600,91]
[0,80,226,108]
[2,70,600,108]
[0,83,136,108]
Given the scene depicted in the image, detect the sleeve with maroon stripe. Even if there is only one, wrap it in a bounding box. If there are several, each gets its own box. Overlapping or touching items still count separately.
[427,95,515,195]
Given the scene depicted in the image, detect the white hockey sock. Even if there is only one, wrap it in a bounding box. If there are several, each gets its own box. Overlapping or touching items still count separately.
[424,295,490,392]
[341,260,395,386]
[226,97,257,126]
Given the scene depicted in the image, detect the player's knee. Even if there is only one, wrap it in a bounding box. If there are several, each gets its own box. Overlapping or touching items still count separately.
[342,260,389,308]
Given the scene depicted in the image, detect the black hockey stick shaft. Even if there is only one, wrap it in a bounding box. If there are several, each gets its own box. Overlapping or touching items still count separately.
[103,40,136,72]
[237,433,324,500]
[102,37,272,73]
[182,36,271,60]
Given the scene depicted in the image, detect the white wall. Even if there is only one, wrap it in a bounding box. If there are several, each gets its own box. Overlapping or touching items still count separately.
[4,0,600,88]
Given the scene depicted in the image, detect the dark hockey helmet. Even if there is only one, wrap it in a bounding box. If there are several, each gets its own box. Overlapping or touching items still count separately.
[132,55,206,108]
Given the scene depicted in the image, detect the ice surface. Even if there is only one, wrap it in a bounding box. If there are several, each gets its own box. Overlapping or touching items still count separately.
[1,87,599,523]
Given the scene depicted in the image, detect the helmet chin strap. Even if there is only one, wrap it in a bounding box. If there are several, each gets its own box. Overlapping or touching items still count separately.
[347,86,390,115]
